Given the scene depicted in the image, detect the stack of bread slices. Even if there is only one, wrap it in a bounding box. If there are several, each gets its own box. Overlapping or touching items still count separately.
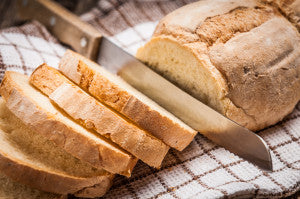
[0,50,197,198]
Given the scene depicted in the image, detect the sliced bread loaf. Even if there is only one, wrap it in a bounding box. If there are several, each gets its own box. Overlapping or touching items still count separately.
[30,64,169,168]
[136,0,300,131]
[0,98,113,197]
[59,50,197,151]
[0,71,137,177]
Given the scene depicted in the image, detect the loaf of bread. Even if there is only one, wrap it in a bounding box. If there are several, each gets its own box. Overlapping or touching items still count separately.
[59,50,197,151]
[30,64,169,168]
[0,71,137,176]
[137,0,300,131]
[0,98,113,198]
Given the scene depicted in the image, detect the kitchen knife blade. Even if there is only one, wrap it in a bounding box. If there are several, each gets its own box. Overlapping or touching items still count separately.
[18,0,273,170]
[98,37,273,171]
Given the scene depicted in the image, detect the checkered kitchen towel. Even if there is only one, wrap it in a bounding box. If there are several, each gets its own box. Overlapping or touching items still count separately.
[0,1,299,198]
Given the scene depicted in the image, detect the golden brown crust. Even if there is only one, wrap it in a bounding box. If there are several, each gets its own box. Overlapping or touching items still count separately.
[154,0,260,40]
[121,96,196,151]
[88,71,131,112]
[0,149,113,197]
[30,64,169,168]
[195,7,274,46]
[59,50,197,151]
[209,17,300,130]
[261,0,300,31]
[289,0,300,30]
[138,0,300,131]
[0,71,137,176]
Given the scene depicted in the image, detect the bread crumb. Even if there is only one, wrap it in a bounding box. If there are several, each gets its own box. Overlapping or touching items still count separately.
[167,187,176,192]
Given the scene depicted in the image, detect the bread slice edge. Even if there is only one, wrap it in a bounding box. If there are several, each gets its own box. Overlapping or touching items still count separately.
[59,50,197,151]
[30,64,169,168]
[0,71,137,176]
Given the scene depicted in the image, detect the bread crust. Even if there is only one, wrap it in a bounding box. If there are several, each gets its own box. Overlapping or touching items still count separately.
[0,172,64,199]
[263,0,300,31]
[137,0,300,131]
[0,148,113,197]
[59,50,197,151]
[30,64,169,168]
[0,97,113,198]
[0,71,137,176]
[209,16,300,130]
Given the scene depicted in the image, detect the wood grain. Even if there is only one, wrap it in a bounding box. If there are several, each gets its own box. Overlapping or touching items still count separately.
[17,0,101,60]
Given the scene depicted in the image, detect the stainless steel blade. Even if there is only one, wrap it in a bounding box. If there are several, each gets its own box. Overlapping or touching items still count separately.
[97,37,273,171]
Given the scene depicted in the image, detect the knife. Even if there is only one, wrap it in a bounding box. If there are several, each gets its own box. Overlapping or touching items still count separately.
[17,0,272,170]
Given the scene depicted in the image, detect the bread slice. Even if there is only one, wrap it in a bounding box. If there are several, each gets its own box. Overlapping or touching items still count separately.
[30,64,169,168]
[59,50,197,151]
[0,71,137,177]
[0,172,64,199]
[0,98,113,197]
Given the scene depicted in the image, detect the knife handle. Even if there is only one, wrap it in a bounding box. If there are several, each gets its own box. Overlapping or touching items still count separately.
[17,0,102,60]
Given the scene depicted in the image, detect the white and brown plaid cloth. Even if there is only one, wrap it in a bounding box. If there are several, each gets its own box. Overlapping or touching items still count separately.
[0,1,299,198]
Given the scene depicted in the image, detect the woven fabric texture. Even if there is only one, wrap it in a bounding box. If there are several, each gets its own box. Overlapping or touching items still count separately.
[0,21,66,80]
[0,1,299,198]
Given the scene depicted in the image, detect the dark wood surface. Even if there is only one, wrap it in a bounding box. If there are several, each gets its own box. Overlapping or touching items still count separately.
[18,0,102,59]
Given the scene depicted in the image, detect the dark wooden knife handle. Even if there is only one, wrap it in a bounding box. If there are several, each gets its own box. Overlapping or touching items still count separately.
[17,0,102,60]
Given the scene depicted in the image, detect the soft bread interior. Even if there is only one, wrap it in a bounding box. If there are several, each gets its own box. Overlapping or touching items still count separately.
[0,98,105,178]
[0,172,59,199]
[79,56,195,132]
[29,65,169,168]
[136,37,227,115]
[6,72,133,159]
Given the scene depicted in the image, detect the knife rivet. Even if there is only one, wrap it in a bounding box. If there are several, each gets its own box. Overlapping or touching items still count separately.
[80,37,88,48]
[49,16,56,26]
[22,0,28,6]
